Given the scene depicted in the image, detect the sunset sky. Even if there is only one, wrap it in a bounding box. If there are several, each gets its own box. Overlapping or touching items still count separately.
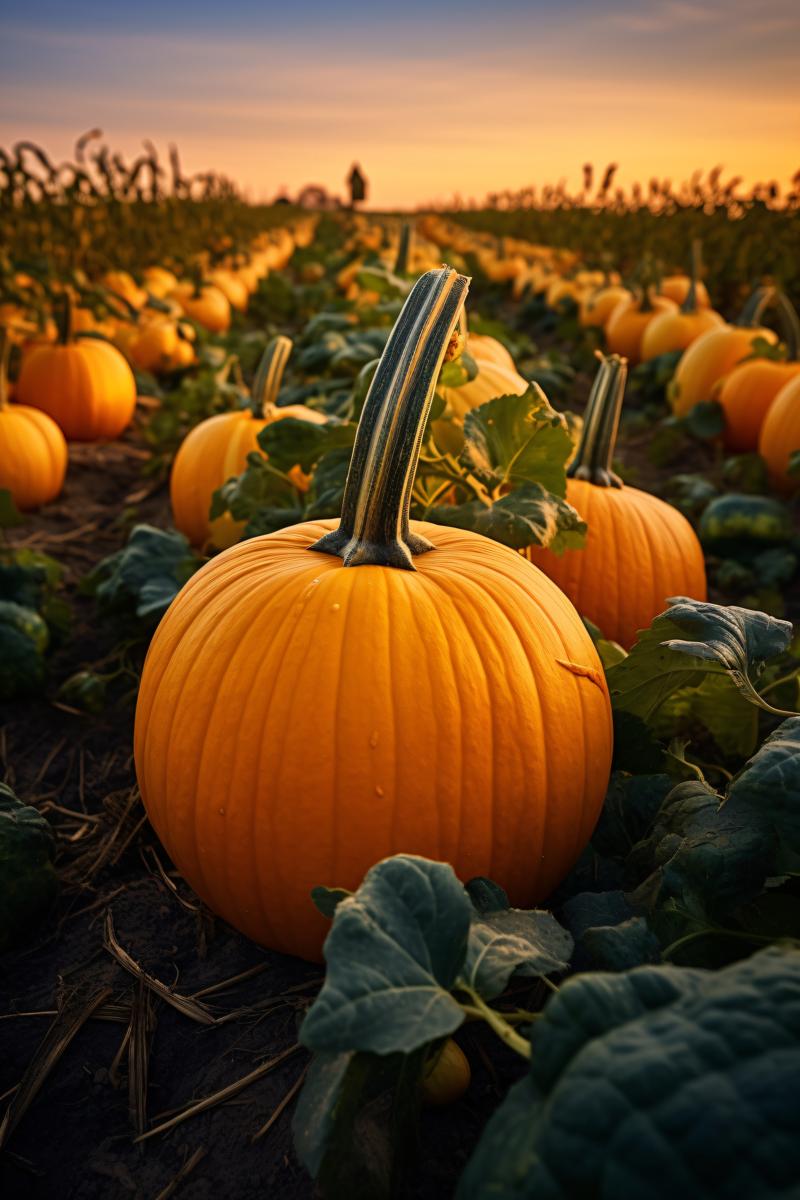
[1,0,798,208]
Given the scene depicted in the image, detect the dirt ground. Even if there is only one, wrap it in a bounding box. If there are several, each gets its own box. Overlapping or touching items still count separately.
[0,419,528,1200]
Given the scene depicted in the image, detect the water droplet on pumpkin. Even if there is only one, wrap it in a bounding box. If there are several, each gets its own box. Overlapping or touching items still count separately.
[369,730,379,748]
[218,807,225,816]
[330,603,341,613]
[375,785,385,797]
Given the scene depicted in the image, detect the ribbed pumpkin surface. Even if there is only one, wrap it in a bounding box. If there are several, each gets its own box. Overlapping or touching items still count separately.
[135,518,613,961]
[527,480,707,648]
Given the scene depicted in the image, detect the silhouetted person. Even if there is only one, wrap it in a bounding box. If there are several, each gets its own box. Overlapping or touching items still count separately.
[348,163,367,209]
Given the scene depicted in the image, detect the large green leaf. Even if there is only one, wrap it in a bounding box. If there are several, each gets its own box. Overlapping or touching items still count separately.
[459,947,800,1200]
[651,673,760,759]
[85,525,203,622]
[728,717,800,854]
[257,416,356,473]
[0,781,58,952]
[428,484,586,553]
[462,386,574,493]
[607,598,792,721]
[299,855,471,1056]
[461,902,572,1000]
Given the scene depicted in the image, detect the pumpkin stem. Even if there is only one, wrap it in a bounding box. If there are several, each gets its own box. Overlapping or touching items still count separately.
[735,284,776,328]
[680,240,703,314]
[56,291,74,346]
[568,352,627,488]
[311,266,469,569]
[774,291,800,362]
[251,335,293,417]
[0,327,9,411]
[393,223,412,277]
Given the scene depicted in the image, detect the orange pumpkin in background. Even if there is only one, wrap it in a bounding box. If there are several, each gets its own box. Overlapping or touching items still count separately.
[715,292,800,452]
[170,281,231,333]
[669,286,779,417]
[102,270,147,311]
[579,285,631,329]
[641,243,724,360]
[0,327,67,509]
[15,295,136,441]
[170,335,326,550]
[136,269,613,962]
[605,291,677,364]
[527,353,707,648]
[759,373,800,494]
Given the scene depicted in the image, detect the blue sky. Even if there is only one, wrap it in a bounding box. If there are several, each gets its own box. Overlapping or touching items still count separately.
[2,0,798,206]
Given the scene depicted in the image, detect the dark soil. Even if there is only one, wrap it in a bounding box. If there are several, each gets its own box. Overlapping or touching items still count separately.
[0,414,528,1200]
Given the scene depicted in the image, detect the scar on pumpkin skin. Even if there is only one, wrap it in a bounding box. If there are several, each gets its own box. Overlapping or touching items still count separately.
[556,659,605,689]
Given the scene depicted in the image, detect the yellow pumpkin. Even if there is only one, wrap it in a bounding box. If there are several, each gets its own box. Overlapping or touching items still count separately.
[129,320,195,374]
[102,271,147,311]
[439,358,529,423]
[170,282,231,333]
[659,275,711,308]
[142,267,179,298]
[135,268,613,962]
[466,333,516,372]
[579,286,631,329]
[0,328,67,509]
[714,293,800,451]
[207,269,249,313]
[170,335,326,550]
[527,354,707,648]
[669,287,779,417]
[16,296,136,441]
[605,292,678,365]
[759,374,800,493]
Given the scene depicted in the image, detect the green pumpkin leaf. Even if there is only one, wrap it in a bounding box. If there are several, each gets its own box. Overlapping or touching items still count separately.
[258,417,356,473]
[461,906,573,1000]
[293,1047,426,1200]
[606,597,792,722]
[210,450,298,523]
[428,483,586,553]
[0,489,24,529]
[300,855,471,1056]
[459,948,800,1200]
[85,525,203,623]
[651,673,760,759]
[0,781,58,952]
[685,398,725,440]
[728,717,800,855]
[462,385,574,493]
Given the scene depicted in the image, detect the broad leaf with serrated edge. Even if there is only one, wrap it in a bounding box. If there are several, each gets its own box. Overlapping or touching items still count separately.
[462,385,574,493]
[300,855,470,1055]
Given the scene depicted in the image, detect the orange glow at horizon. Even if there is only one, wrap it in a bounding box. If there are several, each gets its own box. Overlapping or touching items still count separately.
[1,10,799,209]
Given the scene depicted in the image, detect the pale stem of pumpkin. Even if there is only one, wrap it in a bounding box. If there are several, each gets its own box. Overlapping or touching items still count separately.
[680,239,703,315]
[567,352,627,488]
[251,335,293,417]
[774,290,800,361]
[0,327,9,410]
[311,266,469,569]
[458,986,532,1059]
[735,284,776,328]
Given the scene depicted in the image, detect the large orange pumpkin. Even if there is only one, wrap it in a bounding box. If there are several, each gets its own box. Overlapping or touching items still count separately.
[170,335,326,550]
[759,373,800,494]
[136,268,613,962]
[669,286,779,417]
[527,354,707,648]
[15,296,136,441]
[714,292,800,452]
[0,327,67,509]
